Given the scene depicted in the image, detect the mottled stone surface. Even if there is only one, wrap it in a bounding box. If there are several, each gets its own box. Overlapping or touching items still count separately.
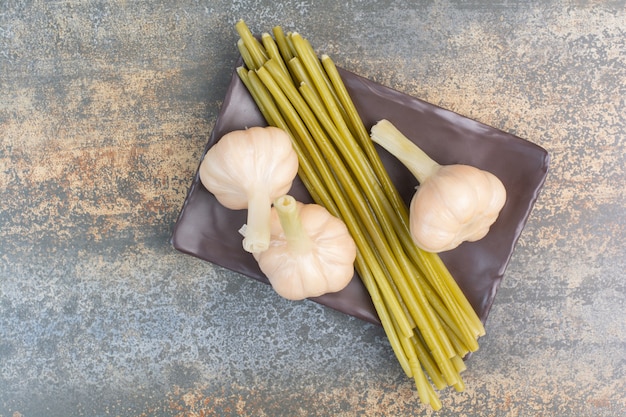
[1,1,624,416]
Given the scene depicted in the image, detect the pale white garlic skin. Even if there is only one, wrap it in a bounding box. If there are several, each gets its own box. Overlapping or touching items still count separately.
[410,164,507,253]
[199,126,299,210]
[254,202,356,301]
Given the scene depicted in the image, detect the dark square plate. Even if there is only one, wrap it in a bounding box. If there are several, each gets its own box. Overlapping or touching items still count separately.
[171,65,550,326]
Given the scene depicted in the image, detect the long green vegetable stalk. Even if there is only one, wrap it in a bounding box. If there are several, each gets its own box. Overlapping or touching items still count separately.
[232,19,485,410]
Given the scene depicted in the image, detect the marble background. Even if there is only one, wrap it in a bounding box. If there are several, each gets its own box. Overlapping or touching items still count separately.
[1,1,624,416]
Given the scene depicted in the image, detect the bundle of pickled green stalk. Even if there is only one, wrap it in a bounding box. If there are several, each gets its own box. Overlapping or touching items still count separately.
[233,19,485,410]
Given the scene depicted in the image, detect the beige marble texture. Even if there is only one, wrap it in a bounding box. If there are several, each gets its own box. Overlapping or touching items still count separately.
[1,1,624,416]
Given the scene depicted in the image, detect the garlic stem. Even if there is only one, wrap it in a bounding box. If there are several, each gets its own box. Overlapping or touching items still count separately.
[261,33,290,77]
[370,119,440,183]
[237,67,275,126]
[234,19,267,70]
[322,56,410,225]
[234,22,490,409]
[250,64,415,338]
[273,195,313,254]
[258,62,417,337]
[272,25,294,62]
[242,187,272,253]
[236,40,255,71]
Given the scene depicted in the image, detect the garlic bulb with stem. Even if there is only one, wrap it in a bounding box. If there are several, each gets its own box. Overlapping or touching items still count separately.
[199,126,299,253]
[370,119,507,253]
[253,195,356,301]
